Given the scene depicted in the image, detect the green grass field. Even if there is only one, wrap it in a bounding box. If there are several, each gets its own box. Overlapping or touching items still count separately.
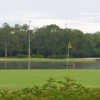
[0,57,97,62]
[0,70,100,88]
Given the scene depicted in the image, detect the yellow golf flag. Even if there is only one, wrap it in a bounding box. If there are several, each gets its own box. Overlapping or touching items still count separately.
[68,41,72,49]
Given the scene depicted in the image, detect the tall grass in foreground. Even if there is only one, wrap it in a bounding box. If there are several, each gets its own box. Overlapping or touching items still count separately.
[0,78,100,100]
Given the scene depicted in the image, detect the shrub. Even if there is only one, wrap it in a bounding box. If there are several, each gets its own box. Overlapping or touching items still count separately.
[0,78,100,100]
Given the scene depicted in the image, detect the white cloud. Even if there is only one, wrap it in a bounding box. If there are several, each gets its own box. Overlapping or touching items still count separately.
[25,18,100,33]
[66,20,100,33]
[0,16,100,33]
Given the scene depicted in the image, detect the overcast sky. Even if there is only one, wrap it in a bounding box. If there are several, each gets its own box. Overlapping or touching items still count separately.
[0,0,100,33]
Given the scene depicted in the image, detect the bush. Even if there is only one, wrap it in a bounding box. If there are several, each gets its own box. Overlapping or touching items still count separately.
[48,55,66,58]
[16,54,28,58]
[0,78,100,100]
[31,54,44,58]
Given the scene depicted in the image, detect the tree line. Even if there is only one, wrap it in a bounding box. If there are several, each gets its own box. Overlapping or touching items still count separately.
[0,23,100,58]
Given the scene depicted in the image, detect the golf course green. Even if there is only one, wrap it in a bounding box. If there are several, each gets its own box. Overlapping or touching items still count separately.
[0,70,100,88]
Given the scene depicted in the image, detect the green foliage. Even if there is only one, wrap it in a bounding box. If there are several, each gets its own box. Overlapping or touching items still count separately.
[0,78,100,100]
[0,23,100,57]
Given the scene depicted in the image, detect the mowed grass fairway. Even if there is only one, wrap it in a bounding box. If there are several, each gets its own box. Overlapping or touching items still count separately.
[0,70,100,88]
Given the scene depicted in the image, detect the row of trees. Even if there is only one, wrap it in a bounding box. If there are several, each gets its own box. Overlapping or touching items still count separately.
[0,23,100,58]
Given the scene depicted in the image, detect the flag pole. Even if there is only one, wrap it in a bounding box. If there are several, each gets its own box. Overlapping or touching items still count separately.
[68,47,69,58]
[67,46,69,69]
[66,43,68,69]
[66,42,69,69]
[67,41,72,69]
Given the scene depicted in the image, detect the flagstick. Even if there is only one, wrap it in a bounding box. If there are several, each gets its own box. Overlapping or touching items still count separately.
[66,41,72,70]
[66,46,69,70]
[68,47,69,58]
[67,47,70,69]
[66,44,68,69]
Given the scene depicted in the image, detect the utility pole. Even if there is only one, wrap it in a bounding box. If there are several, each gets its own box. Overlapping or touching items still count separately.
[4,32,8,69]
[28,20,31,70]
[28,20,31,58]
[5,41,7,57]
